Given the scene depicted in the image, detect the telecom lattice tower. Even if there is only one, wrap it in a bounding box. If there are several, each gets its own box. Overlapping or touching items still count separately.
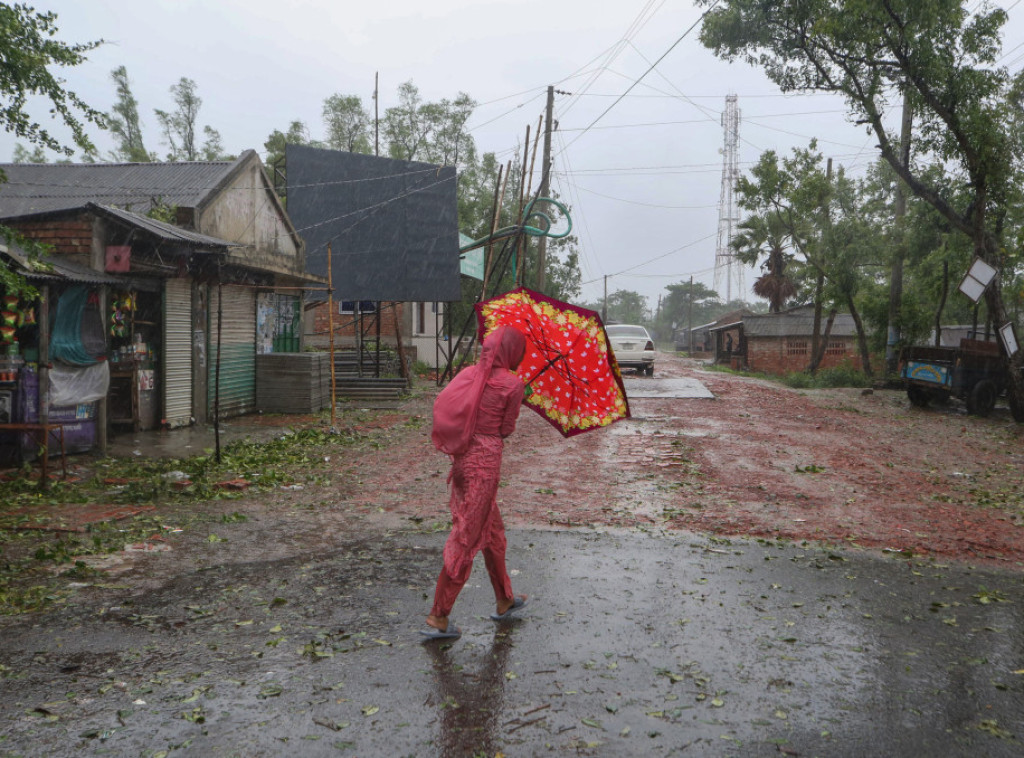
[714,94,744,303]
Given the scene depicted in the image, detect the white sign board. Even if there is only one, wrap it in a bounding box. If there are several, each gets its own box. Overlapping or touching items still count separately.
[968,257,997,287]
[999,322,1019,357]
[958,257,998,303]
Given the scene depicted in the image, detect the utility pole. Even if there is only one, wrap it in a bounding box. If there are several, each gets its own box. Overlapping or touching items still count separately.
[687,276,694,355]
[886,88,913,376]
[373,72,379,157]
[537,85,554,291]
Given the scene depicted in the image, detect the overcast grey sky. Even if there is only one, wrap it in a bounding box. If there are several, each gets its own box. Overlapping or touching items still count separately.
[5,1,1024,312]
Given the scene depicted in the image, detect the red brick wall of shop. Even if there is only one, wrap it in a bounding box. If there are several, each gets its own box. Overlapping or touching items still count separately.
[746,336,862,375]
[9,216,94,261]
[309,301,405,347]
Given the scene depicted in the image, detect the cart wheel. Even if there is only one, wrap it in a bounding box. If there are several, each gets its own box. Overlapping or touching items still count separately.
[967,380,997,416]
[907,386,930,408]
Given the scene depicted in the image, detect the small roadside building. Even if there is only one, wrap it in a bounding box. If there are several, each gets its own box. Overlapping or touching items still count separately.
[0,152,319,455]
[710,304,861,374]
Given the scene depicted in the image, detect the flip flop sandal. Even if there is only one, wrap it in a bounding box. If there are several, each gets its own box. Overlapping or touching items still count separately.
[419,623,461,640]
[490,596,528,621]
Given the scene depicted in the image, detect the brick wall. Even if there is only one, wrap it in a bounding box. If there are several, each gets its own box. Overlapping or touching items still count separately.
[746,335,862,374]
[9,215,94,264]
[307,301,406,348]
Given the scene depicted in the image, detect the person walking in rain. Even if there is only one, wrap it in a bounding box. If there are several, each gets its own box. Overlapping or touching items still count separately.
[422,326,530,639]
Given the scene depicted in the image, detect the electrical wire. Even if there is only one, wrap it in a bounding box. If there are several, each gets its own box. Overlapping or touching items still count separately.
[552,128,602,283]
[0,164,449,196]
[602,232,717,280]
[556,2,721,156]
[555,109,847,132]
[568,182,719,209]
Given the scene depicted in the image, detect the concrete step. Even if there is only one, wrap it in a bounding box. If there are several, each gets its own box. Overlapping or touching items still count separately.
[333,377,410,402]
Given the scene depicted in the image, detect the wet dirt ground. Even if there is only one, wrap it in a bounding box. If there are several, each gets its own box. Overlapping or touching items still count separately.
[1,353,1024,756]
[1,530,1022,757]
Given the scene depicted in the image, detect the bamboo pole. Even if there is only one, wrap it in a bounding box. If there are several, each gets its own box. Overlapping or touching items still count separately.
[525,114,543,203]
[523,115,543,287]
[481,163,504,298]
[516,127,529,286]
[483,161,512,298]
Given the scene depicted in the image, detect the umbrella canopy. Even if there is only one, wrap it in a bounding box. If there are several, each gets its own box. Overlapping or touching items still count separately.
[476,287,630,437]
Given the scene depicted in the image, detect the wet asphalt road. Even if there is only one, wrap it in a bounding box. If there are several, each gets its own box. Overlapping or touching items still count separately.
[0,527,1022,757]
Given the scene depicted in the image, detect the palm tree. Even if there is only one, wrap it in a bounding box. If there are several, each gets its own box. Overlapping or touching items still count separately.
[730,215,796,313]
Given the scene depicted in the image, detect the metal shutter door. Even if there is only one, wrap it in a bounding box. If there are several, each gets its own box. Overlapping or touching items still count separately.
[209,286,256,418]
[163,278,193,427]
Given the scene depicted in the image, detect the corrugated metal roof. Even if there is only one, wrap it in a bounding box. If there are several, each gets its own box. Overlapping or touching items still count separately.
[89,203,236,250]
[742,305,858,338]
[1,242,128,285]
[0,154,251,219]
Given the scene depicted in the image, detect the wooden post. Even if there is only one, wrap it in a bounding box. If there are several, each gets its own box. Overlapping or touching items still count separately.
[524,115,543,286]
[214,274,223,463]
[327,242,336,426]
[483,162,511,298]
[394,303,409,386]
[97,284,108,455]
[38,285,50,489]
[481,164,504,298]
[687,276,694,355]
[516,125,530,286]
[374,72,379,158]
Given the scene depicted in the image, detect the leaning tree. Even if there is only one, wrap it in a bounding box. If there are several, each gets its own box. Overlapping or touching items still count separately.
[699,0,1024,420]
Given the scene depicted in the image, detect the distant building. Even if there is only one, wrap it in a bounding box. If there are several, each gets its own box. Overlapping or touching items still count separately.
[710,304,861,374]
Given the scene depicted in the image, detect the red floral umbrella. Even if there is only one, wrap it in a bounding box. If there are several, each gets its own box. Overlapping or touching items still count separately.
[476,287,630,437]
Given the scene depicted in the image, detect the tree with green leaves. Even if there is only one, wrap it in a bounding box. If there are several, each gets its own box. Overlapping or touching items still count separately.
[604,289,650,325]
[657,280,722,337]
[733,142,881,375]
[153,77,229,161]
[730,213,796,314]
[154,77,200,160]
[383,81,476,170]
[0,3,105,161]
[108,65,151,162]
[699,0,1024,413]
[264,120,315,172]
[1,4,105,297]
[11,143,47,163]
[322,94,372,154]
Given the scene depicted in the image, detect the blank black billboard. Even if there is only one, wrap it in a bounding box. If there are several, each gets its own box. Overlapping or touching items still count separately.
[286,144,461,301]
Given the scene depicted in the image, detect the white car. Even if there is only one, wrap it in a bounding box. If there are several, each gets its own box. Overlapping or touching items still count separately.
[606,324,655,376]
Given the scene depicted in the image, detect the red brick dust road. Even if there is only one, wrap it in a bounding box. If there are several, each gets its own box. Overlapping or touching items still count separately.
[345,352,1024,569]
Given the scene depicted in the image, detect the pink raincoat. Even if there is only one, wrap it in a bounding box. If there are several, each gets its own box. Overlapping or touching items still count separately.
[430,327,526,617]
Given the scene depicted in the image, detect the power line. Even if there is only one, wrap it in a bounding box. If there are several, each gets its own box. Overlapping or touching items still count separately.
[581,232,717,284]
[568,182,718,209]
[0,164,449,197]
[556,2,721,156]
[552,128,603,283]
[558,0,669,119]
[556,109,846,133]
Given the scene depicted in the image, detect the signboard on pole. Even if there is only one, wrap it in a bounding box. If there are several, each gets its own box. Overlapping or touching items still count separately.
[958,257,998,303]
[999,322,1019,357]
